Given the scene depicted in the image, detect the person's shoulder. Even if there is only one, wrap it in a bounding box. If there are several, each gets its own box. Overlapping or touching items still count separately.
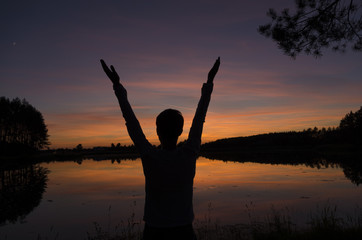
[180,139,200,156]
[140,144,158,157]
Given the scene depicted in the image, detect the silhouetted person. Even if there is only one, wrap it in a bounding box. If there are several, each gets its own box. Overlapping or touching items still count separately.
[101,57,220,240]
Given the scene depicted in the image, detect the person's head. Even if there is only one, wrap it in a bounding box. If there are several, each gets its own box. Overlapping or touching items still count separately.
[156,109,184,149]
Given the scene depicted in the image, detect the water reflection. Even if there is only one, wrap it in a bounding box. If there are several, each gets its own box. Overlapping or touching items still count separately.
[0,164,49,225]
[0,157,360,239]
[201,151,362,185]
[342,163,362,186]
[49,155,138,165]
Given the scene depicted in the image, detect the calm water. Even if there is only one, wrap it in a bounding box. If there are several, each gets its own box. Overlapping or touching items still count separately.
[1,157,361,239]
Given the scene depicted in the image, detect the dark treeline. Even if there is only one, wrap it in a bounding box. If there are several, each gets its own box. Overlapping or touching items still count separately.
[48,142,140,163]
[202,106,362,154]
[0,97,49,154]
[200,107,362,185]
[57,142,139,154]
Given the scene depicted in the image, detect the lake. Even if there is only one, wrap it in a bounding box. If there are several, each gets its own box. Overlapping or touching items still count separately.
[1,156,361,239]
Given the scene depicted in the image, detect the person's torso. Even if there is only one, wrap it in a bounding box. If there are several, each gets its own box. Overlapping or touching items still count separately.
[141,145,197,227]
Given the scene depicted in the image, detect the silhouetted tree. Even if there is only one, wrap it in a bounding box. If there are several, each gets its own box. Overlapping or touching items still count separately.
[259,0,362,57]
[75,144,83,151]
[339,106,362,141]
[0,97,49,154]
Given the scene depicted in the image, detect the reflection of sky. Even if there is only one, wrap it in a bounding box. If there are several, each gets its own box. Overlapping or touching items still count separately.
[1,1,362,148]
[1,158,361,239]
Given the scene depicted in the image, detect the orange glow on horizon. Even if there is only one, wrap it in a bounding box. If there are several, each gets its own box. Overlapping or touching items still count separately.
[44,62,362,149]
[47,106,344,149]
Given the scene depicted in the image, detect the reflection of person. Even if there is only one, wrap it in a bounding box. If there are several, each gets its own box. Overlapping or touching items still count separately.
[101,57,220,240]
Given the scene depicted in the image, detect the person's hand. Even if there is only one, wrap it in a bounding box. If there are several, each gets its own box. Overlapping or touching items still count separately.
[207,57,220,83]
[100,59,120,85]
[100,59,127,98]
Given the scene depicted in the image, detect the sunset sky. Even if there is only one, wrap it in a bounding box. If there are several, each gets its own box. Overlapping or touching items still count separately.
[1,0,362,149]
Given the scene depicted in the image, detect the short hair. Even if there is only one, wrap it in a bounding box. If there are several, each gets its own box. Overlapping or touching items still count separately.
[156,109,184,138]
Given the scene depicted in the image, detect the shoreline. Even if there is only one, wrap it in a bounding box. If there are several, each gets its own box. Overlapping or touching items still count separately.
[1,142,361,165]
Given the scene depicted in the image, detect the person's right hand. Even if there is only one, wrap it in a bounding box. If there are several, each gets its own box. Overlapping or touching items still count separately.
[100,59,120,86]
[207,57,220,83]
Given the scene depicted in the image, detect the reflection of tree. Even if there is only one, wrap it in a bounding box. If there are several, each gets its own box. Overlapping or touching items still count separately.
[0,165,49,225]
[341,162,362,186]
[201,150,362,186]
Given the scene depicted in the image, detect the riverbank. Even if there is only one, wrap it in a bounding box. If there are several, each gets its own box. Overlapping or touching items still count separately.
[0,149,140,169]
[1,142,361,163]
[2,143,362,184]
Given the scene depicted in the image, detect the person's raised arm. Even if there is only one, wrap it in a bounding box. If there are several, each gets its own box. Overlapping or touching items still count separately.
[188,57,220,146]
[100,59,151,153]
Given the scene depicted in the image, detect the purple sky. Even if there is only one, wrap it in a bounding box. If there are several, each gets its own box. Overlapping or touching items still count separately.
[1,0,362,148]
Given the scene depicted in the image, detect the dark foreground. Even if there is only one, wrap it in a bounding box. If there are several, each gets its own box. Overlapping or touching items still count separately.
[86,204,362,240]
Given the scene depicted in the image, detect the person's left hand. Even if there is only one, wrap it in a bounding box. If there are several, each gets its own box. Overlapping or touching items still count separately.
[207,57,220,83]
[100,59,120,85]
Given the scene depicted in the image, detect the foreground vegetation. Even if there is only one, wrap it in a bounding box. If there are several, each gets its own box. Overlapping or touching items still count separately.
[86,204,362,240]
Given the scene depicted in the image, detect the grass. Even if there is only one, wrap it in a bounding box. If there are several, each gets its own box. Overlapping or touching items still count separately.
[86,203,362,240]
[251,203,362,240]
[86,204,142,240]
